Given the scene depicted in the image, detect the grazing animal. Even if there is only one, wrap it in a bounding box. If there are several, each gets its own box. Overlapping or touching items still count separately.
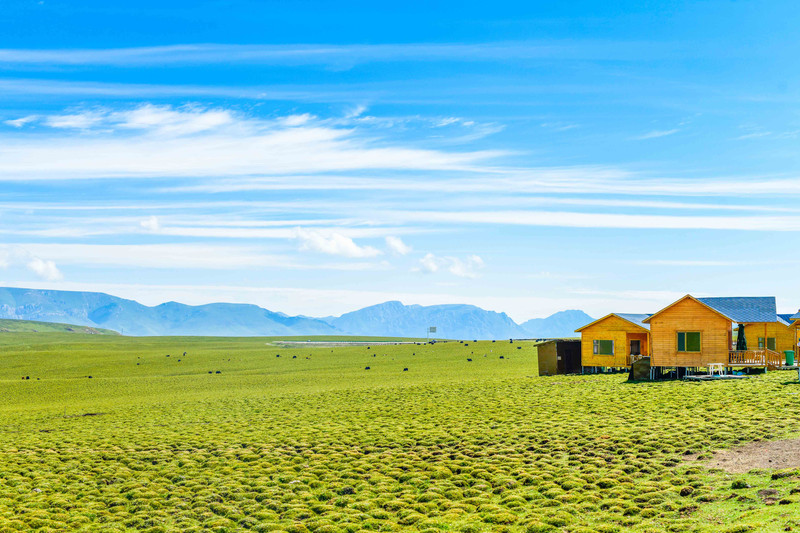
[216,371,221,374]
[365,366,370,370]
[293,355,297,359]
[403,368,408,371]
[183,352,187,356]
[276,354,280,357]
[467,358,472,362]
[500,356,505,359]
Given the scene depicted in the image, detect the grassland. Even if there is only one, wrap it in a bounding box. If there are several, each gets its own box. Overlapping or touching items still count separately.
[0,318,119,335]
[1,333,800,532]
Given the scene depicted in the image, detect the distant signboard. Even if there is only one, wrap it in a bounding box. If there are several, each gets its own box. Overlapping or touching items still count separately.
[428,326,437,333]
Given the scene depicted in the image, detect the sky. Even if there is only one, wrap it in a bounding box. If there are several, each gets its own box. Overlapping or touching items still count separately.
[2,0,800,321]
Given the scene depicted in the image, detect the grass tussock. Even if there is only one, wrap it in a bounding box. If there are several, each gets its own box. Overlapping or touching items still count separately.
[0,333,799,531]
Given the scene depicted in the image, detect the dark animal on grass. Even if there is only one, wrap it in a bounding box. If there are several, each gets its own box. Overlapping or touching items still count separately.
[403,368,408,371]
[365,367,370,370]
[467,359,472,362]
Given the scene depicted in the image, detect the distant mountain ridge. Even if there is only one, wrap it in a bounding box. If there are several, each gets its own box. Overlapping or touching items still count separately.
[520,310,593,338]
[0,286,592,339]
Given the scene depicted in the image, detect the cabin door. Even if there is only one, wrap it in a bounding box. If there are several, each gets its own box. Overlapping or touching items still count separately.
[630,340,641,356]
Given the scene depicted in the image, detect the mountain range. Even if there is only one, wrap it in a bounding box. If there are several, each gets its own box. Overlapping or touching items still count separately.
[0,286,591,339]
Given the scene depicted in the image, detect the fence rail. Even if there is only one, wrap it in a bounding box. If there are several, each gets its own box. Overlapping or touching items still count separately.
[728,349,784,367]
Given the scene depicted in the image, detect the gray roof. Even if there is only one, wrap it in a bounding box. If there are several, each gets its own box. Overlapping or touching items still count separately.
[615,313,651,330]
[697,297,777,323]
[791,311,800,321]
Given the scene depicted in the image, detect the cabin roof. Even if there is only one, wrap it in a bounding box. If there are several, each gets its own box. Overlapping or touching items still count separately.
[615,313,652,331]
[697,296,777,324]
[791,310,800,321]
[575,312,650,332]
[778,314,794,326]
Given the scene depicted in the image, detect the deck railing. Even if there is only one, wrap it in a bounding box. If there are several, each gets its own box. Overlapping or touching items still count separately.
[728,349,784,367]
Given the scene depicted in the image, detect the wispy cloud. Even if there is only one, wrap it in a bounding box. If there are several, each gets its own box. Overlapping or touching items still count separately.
[0,41,683,68]
[417,253,485,278]
[385,236,412,255]
[633,128,680,140]
[0,104,502,180]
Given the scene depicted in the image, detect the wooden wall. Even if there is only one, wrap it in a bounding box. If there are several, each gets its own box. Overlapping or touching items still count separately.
[537,342,558,376]
[579,315,649,368]
[742,322,796,353]
[649,298,731,367]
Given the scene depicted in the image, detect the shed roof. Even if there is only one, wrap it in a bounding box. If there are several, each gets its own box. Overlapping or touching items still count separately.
[791,310,800,321]
[697,297,777,324]
[778,314,794,326]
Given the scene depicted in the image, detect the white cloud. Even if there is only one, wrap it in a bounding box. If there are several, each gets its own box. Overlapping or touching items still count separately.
[0,245,63,281]
[45,111,105,129]
[293,227,382,258]
[417,253,485,278]
[281,113,315,126]
[139,215,161,232]
[4,115,38,128]
[385,236,412,255]
[419,253,440,273]
[26,257,63,281]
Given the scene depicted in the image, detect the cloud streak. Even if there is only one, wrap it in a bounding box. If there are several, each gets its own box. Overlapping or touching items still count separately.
[0,105,502,180]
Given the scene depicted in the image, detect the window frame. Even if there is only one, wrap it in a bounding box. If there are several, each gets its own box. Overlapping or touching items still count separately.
[677,331,702,353]
[593,339,614,355]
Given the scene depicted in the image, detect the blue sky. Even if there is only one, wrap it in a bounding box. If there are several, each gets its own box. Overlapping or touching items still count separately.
[2,0,800,320]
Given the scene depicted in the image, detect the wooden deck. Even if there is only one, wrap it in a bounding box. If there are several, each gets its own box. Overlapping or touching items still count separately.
[728,348,784,369]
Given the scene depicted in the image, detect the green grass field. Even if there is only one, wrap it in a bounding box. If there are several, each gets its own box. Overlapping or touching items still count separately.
[0,318,119,335]
[1,332,800,532]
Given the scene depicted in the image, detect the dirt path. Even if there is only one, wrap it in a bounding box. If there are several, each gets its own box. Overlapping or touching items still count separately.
[689,438,800,473]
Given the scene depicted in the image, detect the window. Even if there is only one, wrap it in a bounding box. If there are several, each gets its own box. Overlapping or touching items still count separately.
[758,337,777,350]
[593,339,614,355]
[677,332,701,352]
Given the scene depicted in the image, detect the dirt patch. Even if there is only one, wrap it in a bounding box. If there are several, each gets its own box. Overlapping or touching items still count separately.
[689,438,800,473]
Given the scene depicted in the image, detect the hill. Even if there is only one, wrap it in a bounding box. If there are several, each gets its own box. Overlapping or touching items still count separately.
[0,286,592,339]
[0,287,338,337]
[0,318,119,335]
[519,309,593,338]
[327,300,530,340]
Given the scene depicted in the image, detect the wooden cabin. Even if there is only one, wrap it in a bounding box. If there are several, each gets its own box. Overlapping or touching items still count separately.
[537,339,581,376]
[575,313,650,369]
[644,295,785,369]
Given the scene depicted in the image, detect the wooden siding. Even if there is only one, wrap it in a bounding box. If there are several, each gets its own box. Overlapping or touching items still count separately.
[580,315,649,368]
[649,297,731,367]
[741,322,796,353]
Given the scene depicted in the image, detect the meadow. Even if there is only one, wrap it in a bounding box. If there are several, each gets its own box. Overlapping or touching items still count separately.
[1,332,800,532]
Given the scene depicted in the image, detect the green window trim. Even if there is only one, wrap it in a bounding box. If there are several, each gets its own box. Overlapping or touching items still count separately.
[677,331,701,352]
[593,339,614,355]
